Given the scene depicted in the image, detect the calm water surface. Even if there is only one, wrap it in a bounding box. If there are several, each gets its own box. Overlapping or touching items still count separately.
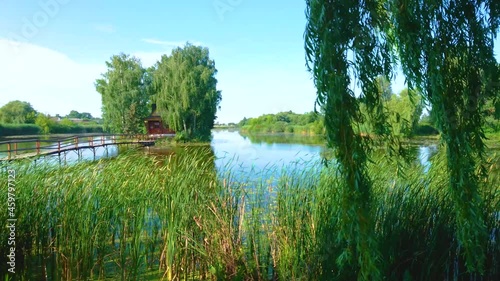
[211,130,441,178]
[3,130,497,177]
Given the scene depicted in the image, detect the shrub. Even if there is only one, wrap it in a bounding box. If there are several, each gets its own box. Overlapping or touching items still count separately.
[414,123,439,136]
[0,123,41,136]
[272,121,287,133]
[174,131,189,142]
[50,124,104,134]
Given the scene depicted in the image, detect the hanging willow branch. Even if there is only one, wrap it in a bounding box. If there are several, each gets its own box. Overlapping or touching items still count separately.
[305,1,394,279]
[305,0,500,277]
[390,0,500,272]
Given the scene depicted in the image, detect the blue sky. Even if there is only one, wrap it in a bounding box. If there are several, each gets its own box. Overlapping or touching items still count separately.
[0,0,498,123]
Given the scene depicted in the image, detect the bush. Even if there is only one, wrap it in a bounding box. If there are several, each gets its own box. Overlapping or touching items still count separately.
[174,131,189,143]
[414,123,439,136]
[272,121,287,133]
[35,114,55,134]
[0,123,104,137]
[50,124,104,134]
[293,125,307,134]
[0,123,41,136]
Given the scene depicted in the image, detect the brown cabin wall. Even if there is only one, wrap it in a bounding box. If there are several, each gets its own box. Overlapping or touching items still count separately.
[145,120,175,135]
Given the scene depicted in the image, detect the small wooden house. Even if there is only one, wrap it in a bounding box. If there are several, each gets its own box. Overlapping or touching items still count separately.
[144,104,175,135]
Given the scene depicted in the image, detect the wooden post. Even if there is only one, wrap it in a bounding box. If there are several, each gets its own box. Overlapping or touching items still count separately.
[14,143,17,155]
[58,140,61,153]
[36,140,40,155]
[7,143,11,159]
[101,135,104,145]
[89,136,93,147]
[75,137,78,149]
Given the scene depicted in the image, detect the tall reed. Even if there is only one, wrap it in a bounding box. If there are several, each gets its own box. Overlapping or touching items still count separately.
[0,147,498,280]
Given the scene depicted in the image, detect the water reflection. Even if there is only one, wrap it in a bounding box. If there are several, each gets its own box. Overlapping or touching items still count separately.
[418,145,439,172]
[212,131,323,181]
[0,131,451,177]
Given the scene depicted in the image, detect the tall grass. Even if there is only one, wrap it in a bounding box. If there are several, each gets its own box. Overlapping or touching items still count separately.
[0,147,498,280]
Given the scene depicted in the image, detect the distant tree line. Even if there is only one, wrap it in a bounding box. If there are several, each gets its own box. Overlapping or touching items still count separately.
[0,100,103,136]
[95,43,221,141]
[236,76,451,138]
[359,76,431,138]
[238,111,324,135]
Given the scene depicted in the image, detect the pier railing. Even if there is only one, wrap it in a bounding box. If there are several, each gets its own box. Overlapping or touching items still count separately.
[0,134,166,161]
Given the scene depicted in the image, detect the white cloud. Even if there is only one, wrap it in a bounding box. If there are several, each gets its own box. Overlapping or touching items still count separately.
[0,38,105,117]
[0,39,187,117]
[0,38,318,125]
[93,24,116,33]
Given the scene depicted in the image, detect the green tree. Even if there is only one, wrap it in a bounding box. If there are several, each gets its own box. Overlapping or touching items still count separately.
[60,118,75,127]
[66,110,93,120]
[306,0,499,276]
[239,117,249,127]
[390,0,499,272]
[95,53,150,134]
[384,88,424,137]
[375,75,392,101]
[154,43,221,141]
[305,1,393,279]
[67,110,81,119]
[35,113,55,134]
[80,113,93,120]
[0,100,37,124]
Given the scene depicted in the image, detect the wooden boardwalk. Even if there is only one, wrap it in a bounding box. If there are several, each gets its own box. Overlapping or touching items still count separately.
[0,134,168,161]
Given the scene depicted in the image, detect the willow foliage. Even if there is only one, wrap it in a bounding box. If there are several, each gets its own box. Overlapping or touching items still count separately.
[305,0,394,279]
[95,54,151,134]
[305,0,500,278]
[390,0,500,273]
[154,44,222,141]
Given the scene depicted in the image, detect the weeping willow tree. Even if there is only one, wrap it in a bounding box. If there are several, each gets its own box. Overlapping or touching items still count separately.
[390,0,499,273]
[154,43,222,141]
[95,54,151,134]
[305,0,500,277]
[305,1,395,279]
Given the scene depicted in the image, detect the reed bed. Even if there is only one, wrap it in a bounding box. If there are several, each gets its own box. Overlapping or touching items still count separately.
[0,147,498,280]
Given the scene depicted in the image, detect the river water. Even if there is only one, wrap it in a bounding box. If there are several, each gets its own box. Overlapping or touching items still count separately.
[212,130,439,168]
[2,130,498,177]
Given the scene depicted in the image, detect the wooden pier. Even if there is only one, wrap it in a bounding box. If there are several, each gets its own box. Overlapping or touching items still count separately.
[0,134,167,161]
